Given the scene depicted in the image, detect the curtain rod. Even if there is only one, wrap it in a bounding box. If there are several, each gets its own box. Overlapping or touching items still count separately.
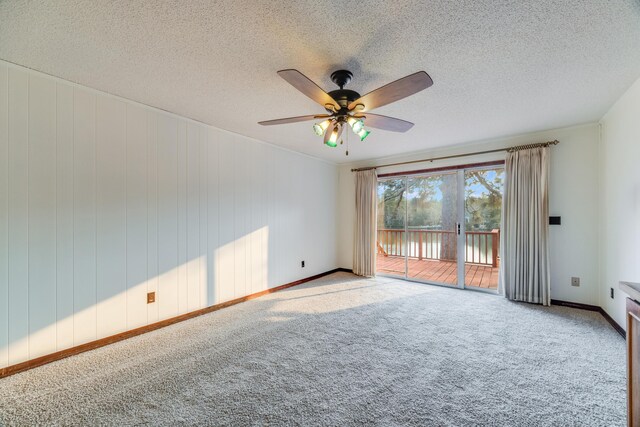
[350,140,560,172]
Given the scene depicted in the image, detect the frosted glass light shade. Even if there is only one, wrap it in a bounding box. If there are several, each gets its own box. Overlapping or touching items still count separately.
[313,119,331,136]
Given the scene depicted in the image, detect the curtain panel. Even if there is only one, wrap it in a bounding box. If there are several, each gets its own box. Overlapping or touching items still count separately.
[353,170,378,277]
[502,146,551,305]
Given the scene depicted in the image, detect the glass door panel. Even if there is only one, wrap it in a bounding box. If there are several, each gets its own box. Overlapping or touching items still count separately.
[464,168,504,290]
[376,178,407,277]
[406,173,458,286]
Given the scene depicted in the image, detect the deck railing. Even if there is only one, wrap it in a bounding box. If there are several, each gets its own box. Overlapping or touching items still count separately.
[377,228,500,267]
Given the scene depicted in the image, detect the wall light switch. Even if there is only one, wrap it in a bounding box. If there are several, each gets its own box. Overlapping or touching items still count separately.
[571,277,580,287]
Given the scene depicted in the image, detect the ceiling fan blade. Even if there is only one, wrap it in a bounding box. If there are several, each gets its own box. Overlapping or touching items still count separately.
[348,71,433,112]
[277,69,341,111]
[258,114,330,126]
[356,113,414,132]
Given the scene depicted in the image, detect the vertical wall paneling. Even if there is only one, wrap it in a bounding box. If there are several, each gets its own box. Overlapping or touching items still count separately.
[272,149,288,286]
[242,140,252,297]
[207,128,219,306]
[217,135,235,303]
[284,152,300,284]
[267,146,278,288]
[257,144,268,292]
[299,158,313,272]
[198,126,208,309]
[233,136,248,298]
[278,152,290,284]
[95,96,127,338]
[146,112,159,324]
[187,123,200,311]
[254,143,269,294]
[177,121,188,314]
[157,115,179,319]
[126,104,148,329]
[8,67,29,364]
[72,87,97,346]
[0,63,8,367]
[278,151,290,284]
[28,74,58,359]
[55,82,74,350]
[306,161,323,273]
[0,61,339,369]
[249,144,259,294]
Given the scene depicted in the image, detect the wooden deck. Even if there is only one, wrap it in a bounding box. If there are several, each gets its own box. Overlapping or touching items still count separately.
[376,254,499,290]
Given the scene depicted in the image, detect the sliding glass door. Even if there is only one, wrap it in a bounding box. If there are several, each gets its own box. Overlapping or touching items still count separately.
[463,167,504,290]
[376,178,406,277]
[376,166,503,292]
[406,173,458,286]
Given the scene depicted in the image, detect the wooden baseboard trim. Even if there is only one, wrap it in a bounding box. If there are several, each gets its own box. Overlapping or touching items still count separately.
[0,268,347,378]
[551,299,626,339]
[550,299,601,312]
[598,307,626,339]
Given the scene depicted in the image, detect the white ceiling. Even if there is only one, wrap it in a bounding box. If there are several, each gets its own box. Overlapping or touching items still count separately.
[1,1,640,163]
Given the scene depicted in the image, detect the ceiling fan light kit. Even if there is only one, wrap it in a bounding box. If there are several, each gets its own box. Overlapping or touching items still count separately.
[259,68,433,154]
[313,119,331,136]
[356,128,370,141]
[346,116,364,133]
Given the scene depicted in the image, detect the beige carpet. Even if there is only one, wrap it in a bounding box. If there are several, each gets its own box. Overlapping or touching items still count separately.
[0,272,626,426]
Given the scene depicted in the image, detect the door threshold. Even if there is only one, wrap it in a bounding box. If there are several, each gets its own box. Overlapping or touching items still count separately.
[376,273,500,295]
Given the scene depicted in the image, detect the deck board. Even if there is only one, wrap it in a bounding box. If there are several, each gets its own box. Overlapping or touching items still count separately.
[377,255,499,290]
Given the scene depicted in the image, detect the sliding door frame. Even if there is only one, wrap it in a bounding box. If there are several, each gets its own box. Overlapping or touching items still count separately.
[376,162,504,294]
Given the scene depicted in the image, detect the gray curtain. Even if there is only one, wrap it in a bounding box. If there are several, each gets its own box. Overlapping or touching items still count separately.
[353,169,378,277]
[502,146,551,305]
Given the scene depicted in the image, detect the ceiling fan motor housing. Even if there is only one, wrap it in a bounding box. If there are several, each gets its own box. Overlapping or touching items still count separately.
[327,89,361,111]
[327,70,361,112]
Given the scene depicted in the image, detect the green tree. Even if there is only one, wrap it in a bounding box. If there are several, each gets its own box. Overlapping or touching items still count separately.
[464,169,504,231]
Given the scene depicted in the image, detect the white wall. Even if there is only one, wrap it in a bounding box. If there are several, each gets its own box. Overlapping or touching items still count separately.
[338,124,600,306]
[599,76,640,329]
[0,60,338,369]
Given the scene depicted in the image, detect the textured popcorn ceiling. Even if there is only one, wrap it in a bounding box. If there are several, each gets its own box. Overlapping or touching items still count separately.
[1,1,640,163]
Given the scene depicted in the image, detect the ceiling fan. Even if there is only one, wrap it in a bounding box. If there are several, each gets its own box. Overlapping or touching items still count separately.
[258,69,433,152]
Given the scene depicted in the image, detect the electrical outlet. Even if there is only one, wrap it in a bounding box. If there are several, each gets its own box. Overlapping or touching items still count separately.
[571,277,580,287]
[610,287,615,299]
[301,260,305,268]
[147,292,155,304]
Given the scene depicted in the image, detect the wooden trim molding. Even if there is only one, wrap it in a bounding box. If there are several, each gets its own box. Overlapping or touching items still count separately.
[550,299,600,312]
[626,298,640,425]
[0,268,353,378]
[601,307,626,339]
[551,299,626,338]
[5,271,620,379]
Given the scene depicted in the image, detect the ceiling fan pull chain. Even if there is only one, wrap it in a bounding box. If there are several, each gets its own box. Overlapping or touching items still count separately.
[346,126,350,156]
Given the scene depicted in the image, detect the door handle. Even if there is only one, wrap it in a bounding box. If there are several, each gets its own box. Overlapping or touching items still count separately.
[457,223,461,235]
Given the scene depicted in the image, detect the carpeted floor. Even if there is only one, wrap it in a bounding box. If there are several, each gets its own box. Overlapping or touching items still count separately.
[0,272,627,426]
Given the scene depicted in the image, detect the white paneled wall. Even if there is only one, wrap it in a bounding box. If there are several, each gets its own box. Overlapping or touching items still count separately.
[0,61,338,369]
